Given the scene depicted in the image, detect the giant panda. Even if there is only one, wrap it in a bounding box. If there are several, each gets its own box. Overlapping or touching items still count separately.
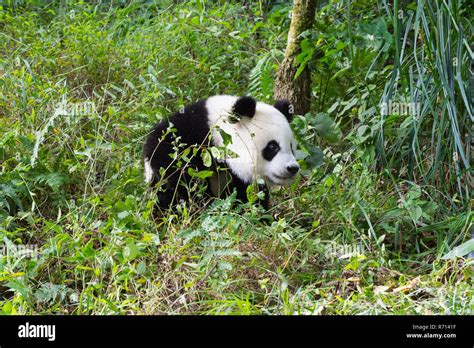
[143,95,300,211]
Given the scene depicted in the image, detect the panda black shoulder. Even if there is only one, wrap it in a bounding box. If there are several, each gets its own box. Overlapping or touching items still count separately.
[143,98,211,181]
[168,98,210,145]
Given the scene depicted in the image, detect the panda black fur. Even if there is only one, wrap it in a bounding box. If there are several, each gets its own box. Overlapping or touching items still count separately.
[143,95,299,211]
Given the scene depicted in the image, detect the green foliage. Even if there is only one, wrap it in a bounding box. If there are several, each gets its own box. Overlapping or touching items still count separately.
[0,0,471,315]
[377,0,472,207]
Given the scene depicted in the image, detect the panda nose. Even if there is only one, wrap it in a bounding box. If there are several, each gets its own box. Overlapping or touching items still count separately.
[287,165,300,175]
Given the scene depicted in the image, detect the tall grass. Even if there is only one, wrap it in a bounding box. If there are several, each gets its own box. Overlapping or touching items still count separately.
[378,0,472,209]
[0,0,472,315]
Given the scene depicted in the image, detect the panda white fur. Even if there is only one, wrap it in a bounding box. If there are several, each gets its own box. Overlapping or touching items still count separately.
[143,95,299,210]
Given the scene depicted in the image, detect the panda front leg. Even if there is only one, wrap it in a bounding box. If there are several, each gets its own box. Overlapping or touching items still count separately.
[257,183,270,211]
[145,153,191,211]
[156,175,181,210]
[159,167,196,209]
[229,173,270,211]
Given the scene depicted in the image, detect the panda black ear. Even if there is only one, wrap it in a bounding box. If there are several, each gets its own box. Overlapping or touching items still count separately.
[274,99,294,122]
[231,96,256,122]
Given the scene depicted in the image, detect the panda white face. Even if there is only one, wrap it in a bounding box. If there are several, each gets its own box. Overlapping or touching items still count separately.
[206,96,300,186]
[259,135,299,186]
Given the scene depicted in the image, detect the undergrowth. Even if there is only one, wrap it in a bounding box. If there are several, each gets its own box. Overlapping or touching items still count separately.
[0,1,472,315]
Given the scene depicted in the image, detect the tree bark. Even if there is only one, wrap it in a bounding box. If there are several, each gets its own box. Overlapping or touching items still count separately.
[274,0,317,115]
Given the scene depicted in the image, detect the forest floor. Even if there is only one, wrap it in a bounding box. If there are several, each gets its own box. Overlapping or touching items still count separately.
[0,2,472,314]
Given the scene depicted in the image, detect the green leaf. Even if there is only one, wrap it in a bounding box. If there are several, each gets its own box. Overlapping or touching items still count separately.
[324,176,334,188]
[218,128,233,146]
[312,113,333,134]
[311,113,340,143]
[209,146,221,159]
[304,146,324,169]
[34,283,67,303]
[136,261,147,275]
[188,167,214,179]
[123,240,140,261]
[201,149,212,167]
[441,239,474,260]
[34,172,69,192]
[408,206,423,223]
[6,279,30,298]
[2,301,13,314]
[44,220,63,234]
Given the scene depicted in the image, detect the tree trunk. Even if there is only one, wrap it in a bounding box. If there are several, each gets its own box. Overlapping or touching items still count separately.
[274,0,317,115]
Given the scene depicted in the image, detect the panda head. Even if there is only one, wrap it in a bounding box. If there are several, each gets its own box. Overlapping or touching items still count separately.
[207,95,300,186]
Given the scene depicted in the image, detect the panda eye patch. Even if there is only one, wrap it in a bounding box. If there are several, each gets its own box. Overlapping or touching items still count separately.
[263,140,280,161]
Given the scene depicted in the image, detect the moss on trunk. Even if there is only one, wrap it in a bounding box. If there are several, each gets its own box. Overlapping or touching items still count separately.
[274,0,317,115]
